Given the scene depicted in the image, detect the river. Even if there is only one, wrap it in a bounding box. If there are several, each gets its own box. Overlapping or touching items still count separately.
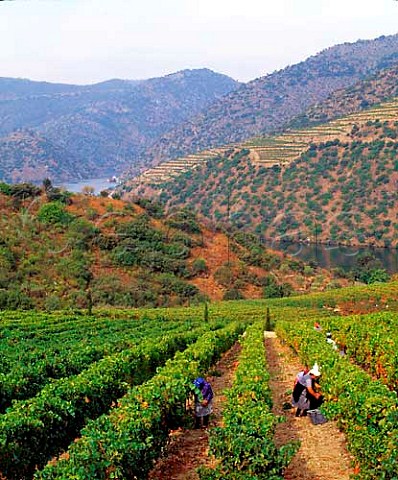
[264,241,398,274]
[56,178,398,273]
[57,177,118,194]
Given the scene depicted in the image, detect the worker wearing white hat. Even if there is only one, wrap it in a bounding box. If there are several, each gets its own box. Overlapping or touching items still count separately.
[292,363,323,417]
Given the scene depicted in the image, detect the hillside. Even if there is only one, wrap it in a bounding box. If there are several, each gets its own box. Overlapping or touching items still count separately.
[0,69,239,183]
[128,98,398,248]
[288,63,398,129]
[3,35,398,185]
[133,33,398,170]
[0,130,85,183]
[0,183,346,310]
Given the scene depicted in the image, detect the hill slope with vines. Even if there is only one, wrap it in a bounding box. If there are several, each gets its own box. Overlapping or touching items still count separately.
[129,101,398,248]
[133,33,398,170]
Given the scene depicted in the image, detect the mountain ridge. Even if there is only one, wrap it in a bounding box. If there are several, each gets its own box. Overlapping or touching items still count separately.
[0,69,239,183]
[287,63,398,129]
[3,34,398,184]
[134,33,398,171]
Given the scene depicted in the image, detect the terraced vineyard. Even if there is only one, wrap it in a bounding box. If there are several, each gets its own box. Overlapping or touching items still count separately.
[1,281,398,479]
[130,98,398,247]
[135,147,231,185]
[129,98,398,186]
[245,99,398,166]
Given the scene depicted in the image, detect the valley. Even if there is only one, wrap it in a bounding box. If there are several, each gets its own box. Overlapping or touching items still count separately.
[2,4,398,478]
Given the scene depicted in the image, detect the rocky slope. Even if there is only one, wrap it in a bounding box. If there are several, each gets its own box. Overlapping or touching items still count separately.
[288,63,398,129]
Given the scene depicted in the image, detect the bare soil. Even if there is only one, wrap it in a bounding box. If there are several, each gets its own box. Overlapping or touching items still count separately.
[147,333,355,480]
[264,334,355,480]
[147,342,242,480]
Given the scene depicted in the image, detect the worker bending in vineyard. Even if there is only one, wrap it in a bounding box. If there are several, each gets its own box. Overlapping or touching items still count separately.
[294,365,309,386]
[193,377,214,428]
[292,363,323,417]
[326,332,338,351]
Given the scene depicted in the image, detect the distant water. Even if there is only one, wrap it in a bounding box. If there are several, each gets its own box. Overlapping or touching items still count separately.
[57,177,118,194]
[264,241,398,274]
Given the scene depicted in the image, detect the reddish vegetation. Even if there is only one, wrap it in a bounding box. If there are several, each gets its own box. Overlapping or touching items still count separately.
[187,227,343,301]
[0,192,348,309]
[67,196,130,217]
[189,229,254,300]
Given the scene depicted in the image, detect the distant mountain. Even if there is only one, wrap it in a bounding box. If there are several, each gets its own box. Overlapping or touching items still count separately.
[83,79,143,92]
[137,33,398,169]
[0,130,85,183]
[0,77,81,100]
[4,33,398,185]
[0,69,239,183]
[129,97,398,248]
[131,52,398,187]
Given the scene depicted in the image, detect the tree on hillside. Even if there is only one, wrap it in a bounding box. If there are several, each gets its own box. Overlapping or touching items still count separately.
[82,185,95,196]
[353,252,390,284]
[57,248,94,312]
[42,178,72,204]
[42,178,53,192]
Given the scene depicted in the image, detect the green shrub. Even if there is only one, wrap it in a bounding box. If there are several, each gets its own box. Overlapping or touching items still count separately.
[46,188,72,204]
[0,182,12,195]
[353,252,390,284]
[67,219,99,250]
[214,265,234,287]
[192,258,208,275]
[0,289,33,310]
[37,202,75,226]
[92,275,158,307]
[10,183,41,199]
[223,288,244,300]
[157,273,199,298]
[170,231,193,247]
[262,276,293,298]
[44,295,64,311]
[304,265,314,276]
[166,210,201,234]
[0,246,17,288]
[134,198,165,218]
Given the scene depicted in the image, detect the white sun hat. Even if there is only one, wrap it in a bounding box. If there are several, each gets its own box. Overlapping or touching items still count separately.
[309,363,321,377]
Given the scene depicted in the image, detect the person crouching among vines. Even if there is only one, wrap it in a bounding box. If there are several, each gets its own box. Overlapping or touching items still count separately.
[193,377,213,429]
[294,365,309,386]
[292,363,323,417]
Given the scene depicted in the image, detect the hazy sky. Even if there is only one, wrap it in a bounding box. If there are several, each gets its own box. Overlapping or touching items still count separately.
[1,0,398,84]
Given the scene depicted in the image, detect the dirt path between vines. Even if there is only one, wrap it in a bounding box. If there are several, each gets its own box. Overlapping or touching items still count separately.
[147,342,241,480]
[147,335,354,480]
[264,334,354,480]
